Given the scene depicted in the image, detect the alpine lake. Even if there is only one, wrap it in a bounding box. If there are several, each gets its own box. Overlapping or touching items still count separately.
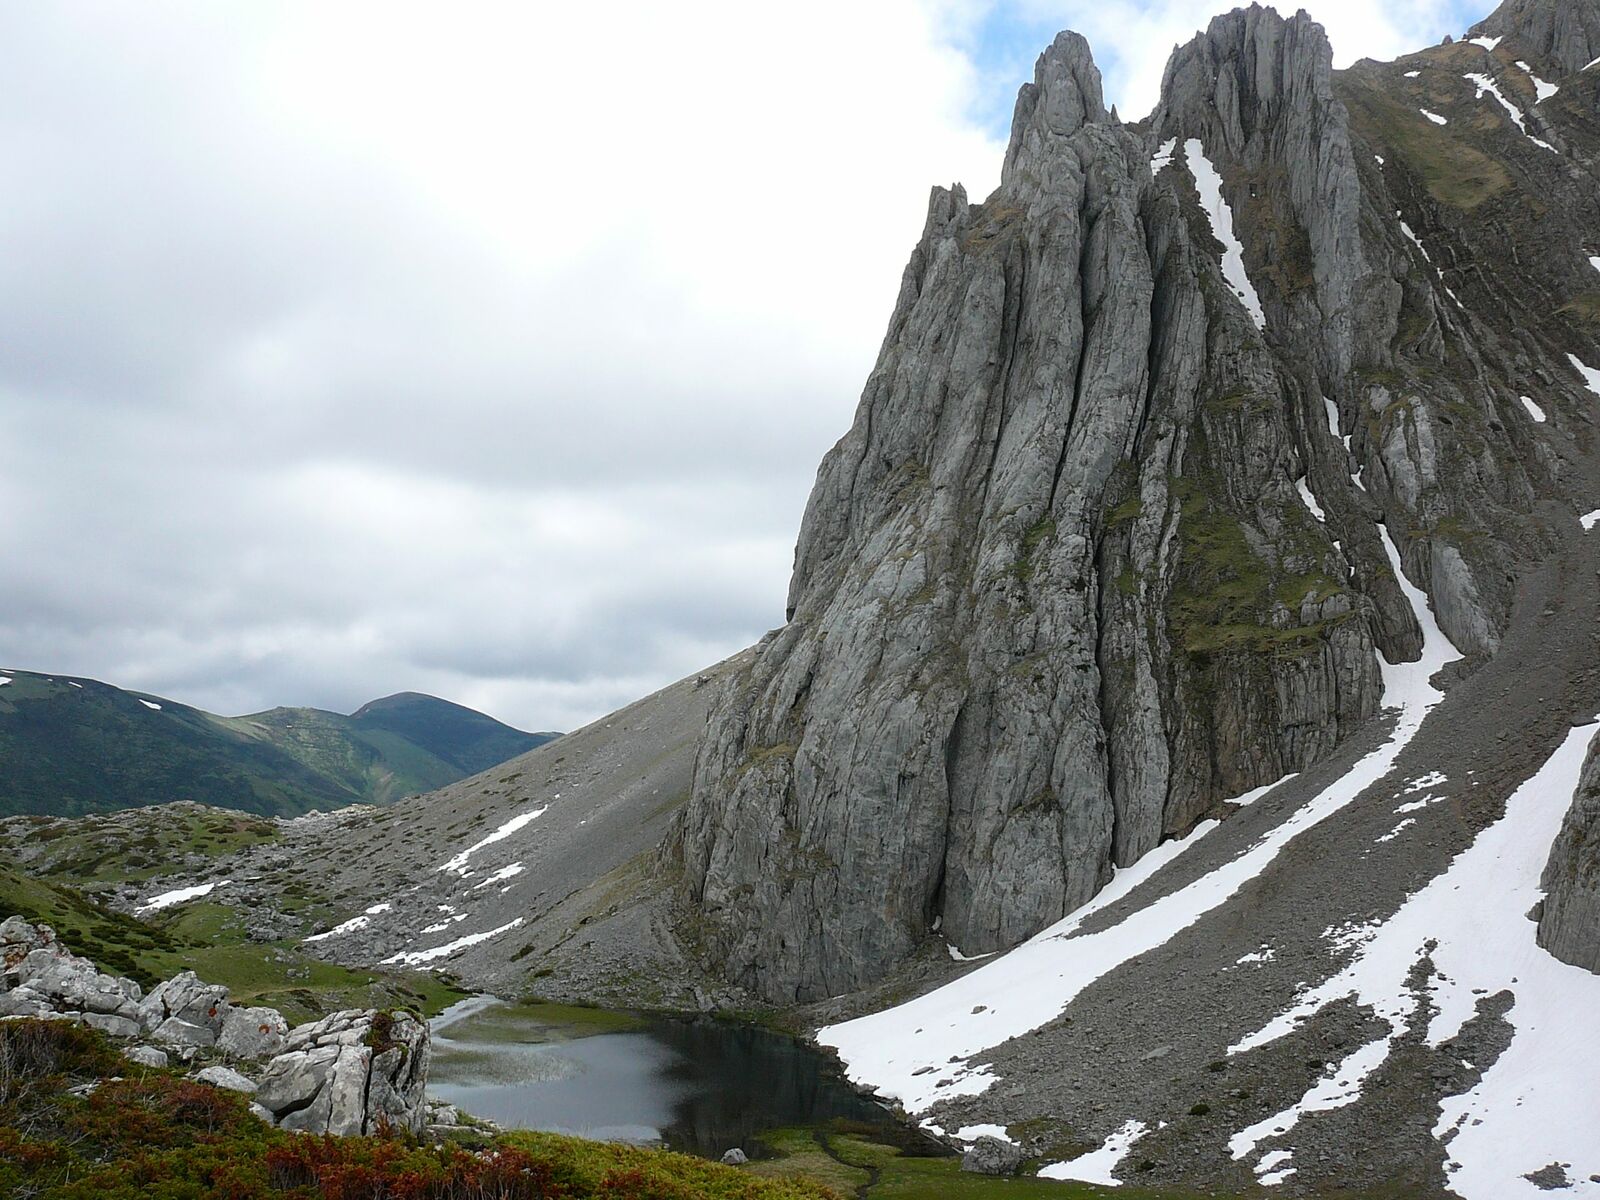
[426,997,1129,1198]
[428,995,908,1156]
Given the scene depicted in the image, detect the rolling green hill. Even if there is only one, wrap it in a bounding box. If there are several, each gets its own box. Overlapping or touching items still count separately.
[0,669,557,818]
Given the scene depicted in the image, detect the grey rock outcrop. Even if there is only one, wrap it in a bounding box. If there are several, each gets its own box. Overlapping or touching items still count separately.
[673,5,1583,1003]
[195,1064,258,1093]
[124,1044,170,1068]
[961,1136,1026,1176]
[1,918,145,1025]
[254,1009,429,1136]
[3,914,436,1135]
[1539,727,1600,971]
[1469,0,1600,76]
[138,970,230,1044]
[218,1004,289,1060]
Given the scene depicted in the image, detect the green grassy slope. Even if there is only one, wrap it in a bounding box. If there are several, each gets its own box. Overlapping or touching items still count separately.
[0,669,555,818]
[0,864,463,1024]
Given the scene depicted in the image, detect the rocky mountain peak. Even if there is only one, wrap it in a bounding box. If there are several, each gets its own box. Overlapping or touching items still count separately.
[1469,0,1600,75]
[1001,30,1108,187]
[1151,4,1362,382]
[671,1,1599,1005]
[1156,6,1337,152]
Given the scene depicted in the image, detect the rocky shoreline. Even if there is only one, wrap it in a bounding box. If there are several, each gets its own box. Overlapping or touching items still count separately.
[0,915,480,1140]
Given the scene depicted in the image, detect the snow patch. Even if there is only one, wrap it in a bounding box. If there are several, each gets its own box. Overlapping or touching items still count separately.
[953,1124,1015,1145]
[1149,137,1176,174]
[1323,395,1343,442]
[1038,1119,1149,1185]
[365,902,392,915]
[1235,946,1276,966]
[138,699,162,711]
[439,805,548,874]
[1227,721,1600,1196]
[1421,108,1448,125]
[138,880,228,912]
[1404,70,1421,78]
[1376,818,1418,843]
[304,914,371,942]
[1395,793,1443,814]
[1398,214,1434,265]
[381,917,525,967]
[1468,35,1502,51]
[1295,477,1326,522]
[1520,396,1547,422]
[947,943,997,963]
[1580,510,1600,532]
[1570,354,1600,397]
[471,862,524,890]
[1590,256,1600,275]
[1184,139,1264,328]
[1231,1037,1394,1173]
[1322,918,1382,955]
[0,676,10,687]
[1517,63,1558,101]
[1465,73,1556,151]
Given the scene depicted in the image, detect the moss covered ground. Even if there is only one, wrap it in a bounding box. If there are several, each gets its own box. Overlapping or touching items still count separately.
[745,1123,1249,1199]
[0,1019,836,1199]
[0,805,280,886]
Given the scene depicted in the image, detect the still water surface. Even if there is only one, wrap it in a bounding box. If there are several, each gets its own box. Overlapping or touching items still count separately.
[428,996,900,1158]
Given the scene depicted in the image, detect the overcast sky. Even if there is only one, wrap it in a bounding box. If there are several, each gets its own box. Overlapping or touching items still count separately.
[2,0,1483,733]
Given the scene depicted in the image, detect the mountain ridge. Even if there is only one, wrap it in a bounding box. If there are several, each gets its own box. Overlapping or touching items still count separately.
[0,667,556,817]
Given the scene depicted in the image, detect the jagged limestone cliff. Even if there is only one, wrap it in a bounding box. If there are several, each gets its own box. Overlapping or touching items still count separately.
[671,0,1600,1003]
[1540,726,1600,972]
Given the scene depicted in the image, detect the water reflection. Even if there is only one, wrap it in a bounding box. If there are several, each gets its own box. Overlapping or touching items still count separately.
[429,998,899,1158]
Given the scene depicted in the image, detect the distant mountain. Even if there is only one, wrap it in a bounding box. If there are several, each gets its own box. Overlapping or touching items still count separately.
[0,668,557,818]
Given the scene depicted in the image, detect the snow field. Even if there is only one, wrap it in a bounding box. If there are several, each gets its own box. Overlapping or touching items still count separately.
[1184,139,1264,328]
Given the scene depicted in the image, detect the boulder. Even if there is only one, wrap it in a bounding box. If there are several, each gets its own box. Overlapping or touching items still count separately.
[255,1043,340,1115]
[0,986,54,1018]
[138,971,229,1038]
[255,1010,429,1136]
[961,1136,1026,1176]
[218,1005,288,1060]
[79,1012,141,1038]
[721,1148,749,1166]
[195,1065,258,1094]
[124,1045,170,1069]
[153,1016,218,1049]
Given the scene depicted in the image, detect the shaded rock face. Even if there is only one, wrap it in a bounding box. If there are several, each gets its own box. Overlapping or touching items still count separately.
[1539,727,1600,971]
[673,5,1593,1003]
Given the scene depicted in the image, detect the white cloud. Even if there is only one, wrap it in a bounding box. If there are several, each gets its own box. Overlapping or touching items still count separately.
[0,1,1005,732]
[0,0,1470,734]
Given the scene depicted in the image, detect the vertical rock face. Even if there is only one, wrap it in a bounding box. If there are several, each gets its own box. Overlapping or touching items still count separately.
[671,4,1591,1003]
[1540,729,1600,972]
[1470,0,1600,75]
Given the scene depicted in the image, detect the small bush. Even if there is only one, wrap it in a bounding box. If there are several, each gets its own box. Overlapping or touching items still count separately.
[0,1018,123,1106]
